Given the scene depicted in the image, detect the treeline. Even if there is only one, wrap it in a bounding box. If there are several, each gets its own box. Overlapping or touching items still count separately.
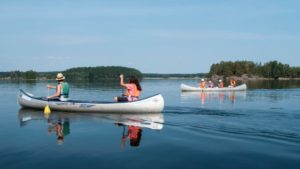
[143,73,207,78]
[64,66,142,81]
[1,61,299,81]
[0,66,142,81]
[0,70,55,80]
[208,60,300,79]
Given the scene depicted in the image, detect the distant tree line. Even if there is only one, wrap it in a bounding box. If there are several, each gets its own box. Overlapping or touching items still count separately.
[0,70,42,80]
[0,66,142,81]
[208,60,300,79]
[143,73,207,78]
[1,62,299,81]
[64,66,142,82]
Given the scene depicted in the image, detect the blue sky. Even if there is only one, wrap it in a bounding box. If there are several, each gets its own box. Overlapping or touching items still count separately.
[0,0,299,73]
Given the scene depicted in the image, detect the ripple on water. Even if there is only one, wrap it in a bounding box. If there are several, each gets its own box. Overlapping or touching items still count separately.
[163,106,300,145]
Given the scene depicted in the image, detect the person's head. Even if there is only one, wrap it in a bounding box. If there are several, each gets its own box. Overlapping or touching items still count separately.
[201,79,204,82]
[129,76,142,91]
[219,79,222,82]
[56,73,65,82]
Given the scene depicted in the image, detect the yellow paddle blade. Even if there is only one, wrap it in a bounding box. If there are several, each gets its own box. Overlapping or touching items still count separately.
[44,104,51,114]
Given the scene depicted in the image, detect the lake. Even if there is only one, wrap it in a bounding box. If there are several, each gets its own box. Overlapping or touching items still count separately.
[1,79,300,169]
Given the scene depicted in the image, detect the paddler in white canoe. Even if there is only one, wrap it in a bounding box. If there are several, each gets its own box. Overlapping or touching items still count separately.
[229,78,237,87]
[114,74,142,102]
[47,73,70,101]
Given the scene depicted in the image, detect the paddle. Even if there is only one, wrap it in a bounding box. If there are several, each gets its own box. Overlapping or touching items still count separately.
[44,87,51,114]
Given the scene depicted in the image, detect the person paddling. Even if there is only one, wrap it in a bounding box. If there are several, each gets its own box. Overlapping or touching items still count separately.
[114,74,142,102]
[208,80,215,88]
[230,78,236,87]
[47,73,70,101]
[218,79,224,88]
[199,79,206,88]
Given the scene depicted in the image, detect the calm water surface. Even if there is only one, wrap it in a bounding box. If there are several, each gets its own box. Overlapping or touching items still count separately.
[1,79,300,169]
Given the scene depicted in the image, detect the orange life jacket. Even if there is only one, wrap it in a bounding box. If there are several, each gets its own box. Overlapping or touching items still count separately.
[200,81,206,88]
[125,84,141,97]
[230,80,236,87]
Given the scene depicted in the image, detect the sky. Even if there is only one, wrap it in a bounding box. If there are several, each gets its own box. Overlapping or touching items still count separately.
[0,0,300,73]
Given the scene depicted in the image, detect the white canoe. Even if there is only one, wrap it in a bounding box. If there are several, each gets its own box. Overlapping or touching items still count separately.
[18,89,164,113]
[181,83,247,92]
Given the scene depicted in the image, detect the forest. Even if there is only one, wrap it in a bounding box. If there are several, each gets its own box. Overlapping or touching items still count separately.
[208,60,300,79]
[143,73,207,79]
[1,61,299,81]
[0,66,142,81]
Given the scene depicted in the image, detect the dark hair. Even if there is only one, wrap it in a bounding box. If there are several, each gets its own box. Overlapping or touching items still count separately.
[129,76,142,91]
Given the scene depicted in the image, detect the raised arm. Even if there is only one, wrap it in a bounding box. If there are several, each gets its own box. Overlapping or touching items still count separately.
[120,74,126,87]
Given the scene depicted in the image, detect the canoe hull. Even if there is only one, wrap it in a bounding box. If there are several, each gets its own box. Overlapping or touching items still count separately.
[18,90,164,113]
[181,83,247,92]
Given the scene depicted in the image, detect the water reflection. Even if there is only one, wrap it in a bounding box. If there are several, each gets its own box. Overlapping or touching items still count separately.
[181,91,247,106]
[246,80,300,89]
[18,109,164,147]
[115,123,142,148]
[47,118,70,145]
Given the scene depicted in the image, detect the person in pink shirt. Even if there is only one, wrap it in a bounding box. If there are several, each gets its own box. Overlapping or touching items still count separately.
[114,74,142,102]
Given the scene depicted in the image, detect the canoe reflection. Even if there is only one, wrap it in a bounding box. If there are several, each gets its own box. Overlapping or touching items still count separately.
[181,91,247,105]
[18,109,164,147]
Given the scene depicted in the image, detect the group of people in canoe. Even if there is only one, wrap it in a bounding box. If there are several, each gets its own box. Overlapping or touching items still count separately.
[199,78,236,89]
[46,73,142,102]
